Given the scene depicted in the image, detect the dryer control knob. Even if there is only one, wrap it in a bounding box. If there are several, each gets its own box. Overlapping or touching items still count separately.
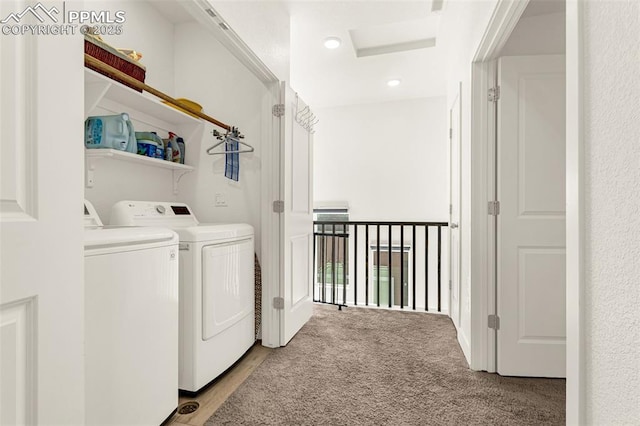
[156,205,166,214]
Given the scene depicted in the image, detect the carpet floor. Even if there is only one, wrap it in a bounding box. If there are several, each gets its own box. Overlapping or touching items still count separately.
[206,305,565,425]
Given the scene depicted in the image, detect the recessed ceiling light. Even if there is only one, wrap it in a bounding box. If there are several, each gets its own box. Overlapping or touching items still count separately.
[387,79,401,87]
[324,37,341,49]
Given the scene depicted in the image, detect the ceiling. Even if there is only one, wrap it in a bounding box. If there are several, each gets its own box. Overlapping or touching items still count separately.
[156,0,565,109]
[287,1,446,107]
[206,0,446,108]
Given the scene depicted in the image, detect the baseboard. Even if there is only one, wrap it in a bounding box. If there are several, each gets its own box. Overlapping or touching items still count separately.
[456,327,471,367]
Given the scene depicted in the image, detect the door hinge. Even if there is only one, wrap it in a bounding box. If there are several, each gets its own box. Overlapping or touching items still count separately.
[449,279,452,290]
[273,200,284,213]
[488,314,500,330]
[488,201,500,216]
[488,86,500,102]
[272,103,285,117]
[449,204,453,214]
[273,297,284,310]
[449,128,453,139]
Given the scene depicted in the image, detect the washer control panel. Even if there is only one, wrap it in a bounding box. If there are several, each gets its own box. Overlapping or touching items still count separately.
[110,201,199,227]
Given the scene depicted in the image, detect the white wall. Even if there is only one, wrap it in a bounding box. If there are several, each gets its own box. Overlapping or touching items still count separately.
[314,97,448,222]
[583,1,640,423]
[86,0,175,93]
[438,0,499,362]
[211,0,291,81]
[84,0,178,219]
[500,12,565,56]
[174,22,268,259]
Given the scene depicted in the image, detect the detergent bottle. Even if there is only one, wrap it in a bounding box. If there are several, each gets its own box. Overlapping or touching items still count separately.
[151,132,164,160]
[163,132,181,163]
[85,113,137,152]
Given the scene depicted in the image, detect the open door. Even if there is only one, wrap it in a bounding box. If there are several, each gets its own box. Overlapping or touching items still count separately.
[449,83,462,329]
[278,83,314,345]
[0,11,85,424]
[496,55,566,377]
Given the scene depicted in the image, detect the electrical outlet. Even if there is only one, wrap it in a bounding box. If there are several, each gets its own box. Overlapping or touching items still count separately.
[215,193,227,207]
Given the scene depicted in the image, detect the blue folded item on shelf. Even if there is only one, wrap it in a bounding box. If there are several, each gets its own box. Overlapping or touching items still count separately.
[225,138,239,181]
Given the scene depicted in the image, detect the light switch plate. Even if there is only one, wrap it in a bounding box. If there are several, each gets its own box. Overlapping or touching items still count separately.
[215,193,227,207]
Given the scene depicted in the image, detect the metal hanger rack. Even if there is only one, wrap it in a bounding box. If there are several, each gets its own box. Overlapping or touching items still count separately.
[206,128,254,155]
[295,94,319,133]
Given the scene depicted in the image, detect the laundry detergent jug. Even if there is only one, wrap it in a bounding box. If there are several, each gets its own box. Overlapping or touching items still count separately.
[85,113,137,153]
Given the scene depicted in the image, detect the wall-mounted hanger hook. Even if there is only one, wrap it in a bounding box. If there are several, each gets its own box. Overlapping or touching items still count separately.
[296,105,310,121]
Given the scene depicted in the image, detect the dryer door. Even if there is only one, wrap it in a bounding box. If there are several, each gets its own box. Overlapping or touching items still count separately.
[202,237,254,340]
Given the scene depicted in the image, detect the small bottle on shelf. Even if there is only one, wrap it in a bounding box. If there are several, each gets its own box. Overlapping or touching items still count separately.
[163,132,181,163]
[176,137,185,164]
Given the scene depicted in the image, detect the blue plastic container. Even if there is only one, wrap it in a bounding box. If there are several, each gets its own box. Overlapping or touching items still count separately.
[137,140,157,157]
[85,113,136,153]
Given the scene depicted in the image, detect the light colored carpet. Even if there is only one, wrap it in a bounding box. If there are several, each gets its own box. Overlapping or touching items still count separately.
[206,305,565,425]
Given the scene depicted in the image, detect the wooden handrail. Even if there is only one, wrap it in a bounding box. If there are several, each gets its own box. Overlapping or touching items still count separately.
[85,53,231,131]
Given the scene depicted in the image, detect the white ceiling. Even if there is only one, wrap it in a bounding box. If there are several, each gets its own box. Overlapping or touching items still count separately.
[289,1,446,107]
[151,0,567,108]
[207,1,446,108]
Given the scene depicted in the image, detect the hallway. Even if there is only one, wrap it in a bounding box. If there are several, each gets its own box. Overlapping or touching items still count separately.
[205,305,565,425]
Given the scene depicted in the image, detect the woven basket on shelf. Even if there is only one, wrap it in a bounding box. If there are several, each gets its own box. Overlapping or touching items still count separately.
[84,36,146,92]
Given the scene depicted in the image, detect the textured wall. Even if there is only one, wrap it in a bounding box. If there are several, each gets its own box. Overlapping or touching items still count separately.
[584,1,640,423]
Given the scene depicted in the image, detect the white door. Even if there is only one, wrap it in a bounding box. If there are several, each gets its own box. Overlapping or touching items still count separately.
[278,83,314,345]
[0,6,85,424]
[497,55,566,377]
[449,84,462,328]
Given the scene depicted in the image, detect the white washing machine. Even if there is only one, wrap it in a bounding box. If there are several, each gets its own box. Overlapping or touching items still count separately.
[110,200,255,392]
[83,200,179,425]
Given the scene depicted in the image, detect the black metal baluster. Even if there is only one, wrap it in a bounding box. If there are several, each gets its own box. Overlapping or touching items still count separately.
[321,224,326,303]
[365,225,369,306]
[313,230,317,301]
[343,232,347,306]
[354,225,358,306]
[425,226,429,311]
[438,225,442,312]
[376,224,381,307]
[412,225,416,310]
[332,224,336,305]
[388,224,392,308]
[400,226,404,309]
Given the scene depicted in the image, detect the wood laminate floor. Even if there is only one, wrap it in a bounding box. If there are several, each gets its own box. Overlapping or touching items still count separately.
[167,344,273,426]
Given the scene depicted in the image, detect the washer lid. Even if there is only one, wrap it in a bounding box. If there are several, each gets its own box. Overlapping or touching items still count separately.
[84,227,178,251]
[84,199,103,229]
[175,223,253,242]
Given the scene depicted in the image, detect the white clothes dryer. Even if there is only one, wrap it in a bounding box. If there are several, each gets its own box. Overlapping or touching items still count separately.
[110,201,255,392]
[83,200,179,425]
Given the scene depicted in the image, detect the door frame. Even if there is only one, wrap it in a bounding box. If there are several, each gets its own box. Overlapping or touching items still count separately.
[448,82,462,329]
[261,79,282,348]
[469,0,585,423]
